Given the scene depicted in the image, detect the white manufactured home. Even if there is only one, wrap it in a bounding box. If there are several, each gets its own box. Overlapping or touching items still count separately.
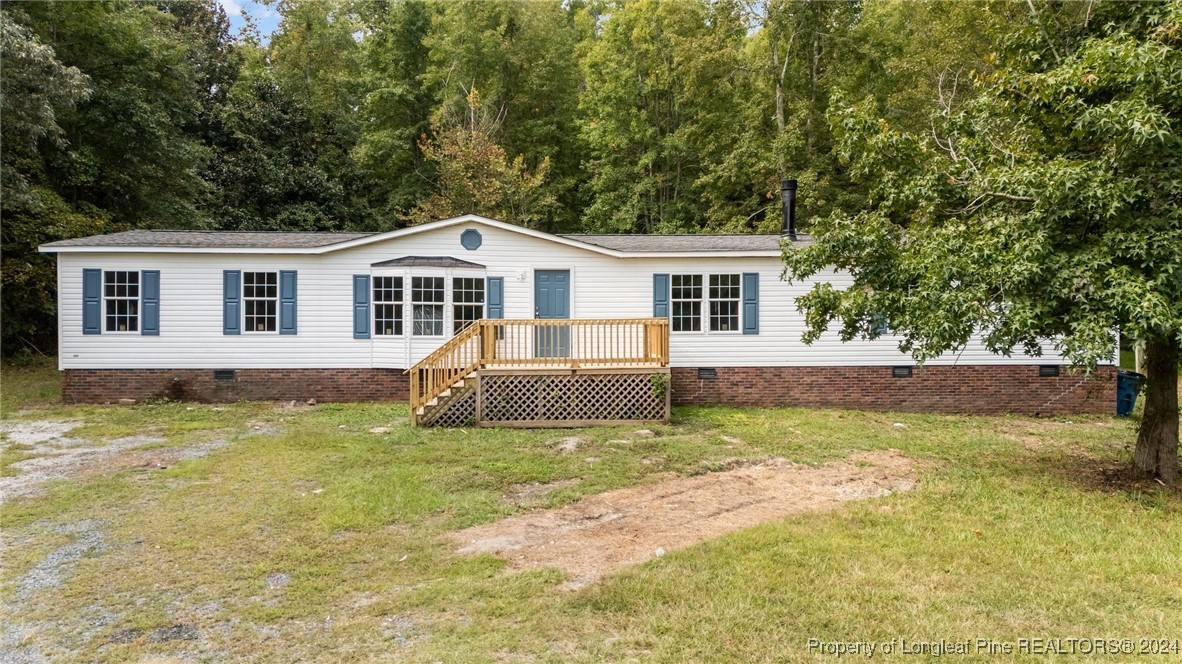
[40,209,1115,426]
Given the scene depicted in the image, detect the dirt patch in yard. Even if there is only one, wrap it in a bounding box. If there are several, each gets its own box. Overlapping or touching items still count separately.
[452,450,921,589]
[0,420,229,502]
[79,438,231,482]
[0,420,82,445]
[505,478,580,507]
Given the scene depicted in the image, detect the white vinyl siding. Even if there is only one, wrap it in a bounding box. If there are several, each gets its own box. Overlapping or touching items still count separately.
[53,221,1107,370]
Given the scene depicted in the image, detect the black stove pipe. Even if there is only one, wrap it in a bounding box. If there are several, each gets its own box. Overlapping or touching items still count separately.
[780,179,797,241]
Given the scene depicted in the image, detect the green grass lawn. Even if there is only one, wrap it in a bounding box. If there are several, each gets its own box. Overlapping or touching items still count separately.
[1,360,1180,662]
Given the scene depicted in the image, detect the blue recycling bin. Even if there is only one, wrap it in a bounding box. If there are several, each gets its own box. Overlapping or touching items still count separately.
[1116,370,1145,416]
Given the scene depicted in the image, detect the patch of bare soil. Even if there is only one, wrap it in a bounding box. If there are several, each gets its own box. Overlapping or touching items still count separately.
[1000,421,1085,451]
[79,438,231,482]
[1048,449,1171,494]
[505,479,580,508]
[452,450,921,589]
[0,420,229,503]
[996,424,1161,494]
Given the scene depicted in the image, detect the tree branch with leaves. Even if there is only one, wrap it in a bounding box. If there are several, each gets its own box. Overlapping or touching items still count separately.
[785,0,1182,484]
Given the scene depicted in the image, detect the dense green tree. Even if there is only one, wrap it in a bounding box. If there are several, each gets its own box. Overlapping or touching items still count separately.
[268,0,363,126]
[204,72,353,230]
[696,0,861,233]
[353,0,437,220]
[832,0,1014,134]
[424,0,583,230]
[579,0,747,233]
[673,0,766,232]
[0,11,89,210]
[151,0,242,115]
[2,1,211,355]
[260,0,382,230]
[15,1,211,228]
[408,88,557,228]
[784,0,1182,483]
[1,10,93,355]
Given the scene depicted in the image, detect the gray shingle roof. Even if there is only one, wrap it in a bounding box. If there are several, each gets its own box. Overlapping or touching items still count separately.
[561,233,806,252]
[40,229,377,249]
[371,256,485,268]
[39,227,807,253]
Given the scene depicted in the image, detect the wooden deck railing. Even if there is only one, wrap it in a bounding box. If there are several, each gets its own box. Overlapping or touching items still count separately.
[408,318,670,422]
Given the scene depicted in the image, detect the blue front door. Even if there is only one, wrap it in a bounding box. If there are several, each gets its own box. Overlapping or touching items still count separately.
[534,270,570,358]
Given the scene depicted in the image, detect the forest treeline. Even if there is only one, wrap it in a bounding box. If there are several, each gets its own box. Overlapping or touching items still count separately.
[2,0,1025,354]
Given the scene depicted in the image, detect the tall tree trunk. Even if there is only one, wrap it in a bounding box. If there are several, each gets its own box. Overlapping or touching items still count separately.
[771,25,794,178]
[805,18,821,153]
[1134,337,1179,486]
[773,44,785,135]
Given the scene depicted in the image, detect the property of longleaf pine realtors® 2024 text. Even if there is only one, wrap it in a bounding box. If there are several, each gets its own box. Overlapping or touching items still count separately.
[806,637,1180,657]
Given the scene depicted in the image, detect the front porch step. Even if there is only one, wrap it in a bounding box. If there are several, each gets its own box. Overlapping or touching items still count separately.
[416,378,471,418]
[417,379,477,427]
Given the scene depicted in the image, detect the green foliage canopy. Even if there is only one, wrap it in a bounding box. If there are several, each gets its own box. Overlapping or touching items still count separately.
[784,0,1181,369]
[408,88,558,228]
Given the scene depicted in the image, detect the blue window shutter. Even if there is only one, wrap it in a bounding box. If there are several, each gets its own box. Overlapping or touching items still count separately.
[742,272,759,335]
[353,275,370,339]
[83,268,102,335]
[279,270,297,335]
[653,274,670,318]
[141,270,160,336]
[487,277,504,318]
[223,270,241,335]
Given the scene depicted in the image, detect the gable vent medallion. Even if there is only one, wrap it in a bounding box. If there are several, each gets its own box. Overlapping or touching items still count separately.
[460,229,482,250]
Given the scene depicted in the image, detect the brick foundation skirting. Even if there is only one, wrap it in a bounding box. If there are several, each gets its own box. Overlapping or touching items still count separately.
[670,365,1116,416]
[61,368,409,404]
[62,364,1116,415]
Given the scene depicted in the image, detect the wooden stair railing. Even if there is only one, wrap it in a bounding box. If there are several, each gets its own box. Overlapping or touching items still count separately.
[407,318,670,425]
[408,320,484,424]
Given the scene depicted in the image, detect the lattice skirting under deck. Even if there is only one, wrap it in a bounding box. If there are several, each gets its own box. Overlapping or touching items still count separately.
[423,386,477,428]
[472,369,671,428]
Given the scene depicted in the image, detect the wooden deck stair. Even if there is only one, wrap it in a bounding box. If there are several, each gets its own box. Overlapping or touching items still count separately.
[408,318,669,427]
[416,378,476,427]
[407,319,483,426]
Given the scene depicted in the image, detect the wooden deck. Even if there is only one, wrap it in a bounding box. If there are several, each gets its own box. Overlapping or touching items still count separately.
[408,318,670,426]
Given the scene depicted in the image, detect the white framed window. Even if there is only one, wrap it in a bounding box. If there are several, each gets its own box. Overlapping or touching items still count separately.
[452,277,485,333]
[870,312,889,336]
[243,271,278,332]
[412,276,444,336]
[374,276,403,336]
[709,274,741,332]
[104,270,139,332]
[670,274,702,332]
[669,273,742,333]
